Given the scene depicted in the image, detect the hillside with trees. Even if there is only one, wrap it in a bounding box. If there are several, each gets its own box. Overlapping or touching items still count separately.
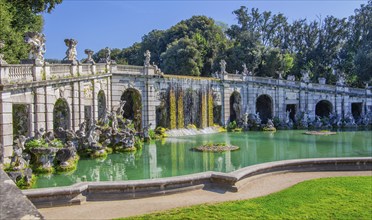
[0,0,62,63]
[95,1,371,87]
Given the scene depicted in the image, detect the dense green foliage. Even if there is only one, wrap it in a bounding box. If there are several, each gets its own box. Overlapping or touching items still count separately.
[0,0,62,63]
[123,176,372,220]
[97,1,371,86]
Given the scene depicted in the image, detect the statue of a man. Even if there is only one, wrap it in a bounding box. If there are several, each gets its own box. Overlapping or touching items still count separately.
[219,59,227,74]
[242,64,248,76]
[63,39,78,63]
[24,32,46,64]
[0,40,7,64]
[144,50,151,66]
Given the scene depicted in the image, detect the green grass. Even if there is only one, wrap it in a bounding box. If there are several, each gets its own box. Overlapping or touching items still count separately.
[119,176,372,220]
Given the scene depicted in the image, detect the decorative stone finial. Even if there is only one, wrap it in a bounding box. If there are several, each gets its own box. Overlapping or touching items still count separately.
[83,49,95,64]
[318,77,326,84]
[0,40,7,65]
[219,59,226,74]
[24,32,46,65]
[63,39,78,64]
[144,50,151,66]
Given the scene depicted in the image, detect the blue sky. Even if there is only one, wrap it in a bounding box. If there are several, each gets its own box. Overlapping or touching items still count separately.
[42,0,367,59]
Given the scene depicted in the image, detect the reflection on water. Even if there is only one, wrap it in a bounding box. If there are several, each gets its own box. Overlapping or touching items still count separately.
[34,130,372,188]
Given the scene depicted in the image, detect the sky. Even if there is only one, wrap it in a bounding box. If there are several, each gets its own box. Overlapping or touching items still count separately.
[42,0,368,59]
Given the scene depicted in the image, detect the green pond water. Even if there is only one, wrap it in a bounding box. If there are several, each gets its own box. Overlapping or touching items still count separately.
[33,130,372,188]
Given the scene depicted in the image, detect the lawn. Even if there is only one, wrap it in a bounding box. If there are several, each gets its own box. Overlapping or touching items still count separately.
[119,176,372,220]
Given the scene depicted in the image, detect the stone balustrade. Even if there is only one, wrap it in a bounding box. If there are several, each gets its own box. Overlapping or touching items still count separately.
[0,62,371,99]
[0,64,34,84]
[116,64,143,74]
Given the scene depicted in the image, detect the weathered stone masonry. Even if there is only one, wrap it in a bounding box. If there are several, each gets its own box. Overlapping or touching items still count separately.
[1,62,371,162]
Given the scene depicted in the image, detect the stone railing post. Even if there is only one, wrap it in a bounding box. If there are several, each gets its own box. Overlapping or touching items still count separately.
[70,63,78,77]
[91,64,96,75]
[0,65,9,84]
[43,64,50,80]
[32,64,43,81]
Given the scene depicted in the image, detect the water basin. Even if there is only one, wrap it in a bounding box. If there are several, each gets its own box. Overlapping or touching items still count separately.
[33,130,372,188]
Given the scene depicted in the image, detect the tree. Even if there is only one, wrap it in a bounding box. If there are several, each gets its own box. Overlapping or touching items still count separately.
[0,0,62,63]
[160,38,203,76]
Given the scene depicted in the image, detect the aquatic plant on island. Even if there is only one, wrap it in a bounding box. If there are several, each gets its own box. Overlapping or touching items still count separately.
[192,142,239,152]
[304,130,337,136]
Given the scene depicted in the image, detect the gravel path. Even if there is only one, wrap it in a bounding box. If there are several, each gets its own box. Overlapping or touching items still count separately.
[39,171,372,219]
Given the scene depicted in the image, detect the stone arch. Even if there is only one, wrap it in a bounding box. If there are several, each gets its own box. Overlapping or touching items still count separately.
[97,90,106,121]
[256,94,273,124]
[315,100,333,117]
[229,91,242,123]
[53,98,70,131]
[121,88,142,131]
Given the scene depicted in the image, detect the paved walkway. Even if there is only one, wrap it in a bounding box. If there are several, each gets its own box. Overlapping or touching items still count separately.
[39,171,372,219]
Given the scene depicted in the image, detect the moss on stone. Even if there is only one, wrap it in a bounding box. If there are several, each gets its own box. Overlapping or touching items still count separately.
[208,89,214,127]
[177,88,184,128]
[169,87,177,129]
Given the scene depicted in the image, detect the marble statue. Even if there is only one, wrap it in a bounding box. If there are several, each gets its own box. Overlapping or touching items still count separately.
[242,64,248,76]
[24,32,46,65]
[144,50,151,66]
[63,38,78,63]
[300,70,310,83]
[219,59,227,75]
[336,73,346,86]
[0,40,7,65]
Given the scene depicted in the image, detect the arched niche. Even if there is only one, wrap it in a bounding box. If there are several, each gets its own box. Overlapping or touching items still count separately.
[229,91,242,123]
[53,98,71,131]
[121,88,142,131]
[97,90,106,121]
[256,94,273,124]
[315,100,333,117]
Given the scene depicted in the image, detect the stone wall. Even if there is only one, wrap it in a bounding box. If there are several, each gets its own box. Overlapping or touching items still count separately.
[0,62,371,163]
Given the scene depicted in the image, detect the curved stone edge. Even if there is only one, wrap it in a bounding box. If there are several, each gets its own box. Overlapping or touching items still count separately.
[0,169,43,219]
[21,157,372,208]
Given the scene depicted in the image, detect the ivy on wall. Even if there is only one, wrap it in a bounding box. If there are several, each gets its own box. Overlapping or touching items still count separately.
[169,87,177,129]
[200,89,208,128]
[208,89,214,127]
[177,88,184,128]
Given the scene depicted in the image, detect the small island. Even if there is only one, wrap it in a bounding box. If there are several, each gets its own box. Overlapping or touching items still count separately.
[304,130,337,136]
[192,143,240,152]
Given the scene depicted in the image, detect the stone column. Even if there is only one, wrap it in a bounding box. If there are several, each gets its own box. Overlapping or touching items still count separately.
[34,87,47,132]
[246,78,256,114]
[45,86,54,131]
[92,79,98,121]
[222,83,230,125]
[0,92,13,163]
[71,82,80,130]
[277,86,286,120]
[145,80,156,129]
[78,81,85,125]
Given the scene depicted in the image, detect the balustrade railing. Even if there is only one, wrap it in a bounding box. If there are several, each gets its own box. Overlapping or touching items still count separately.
[0,63,370,99]
[49,64,71,78]
[7,65,34,82]
[81,64,91,75]
[116,65,143,74]
[96,64,106,73]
